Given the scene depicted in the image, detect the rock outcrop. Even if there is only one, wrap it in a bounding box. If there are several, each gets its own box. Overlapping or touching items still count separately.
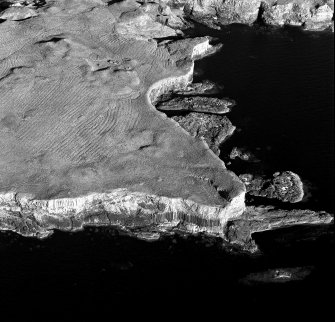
[184,0,262,26]
[157,96,235,114]
[167,0,334,31]
[239,171,304,203]
[0,0,45,20]
[230,147,260,162]
[260,1,334,31]
[115,3,181,40]
[172,112,236,155]
[1,0,334,30]
[0,6,38,20]
[0,188,245,238]
[175,80,224,96]
[225,205,333,249]
[147,37,218,104]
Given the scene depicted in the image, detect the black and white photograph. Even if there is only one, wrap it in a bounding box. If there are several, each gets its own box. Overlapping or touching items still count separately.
[0,0,333,317]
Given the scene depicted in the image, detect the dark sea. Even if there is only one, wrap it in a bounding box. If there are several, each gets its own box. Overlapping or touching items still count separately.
[187,23,334,213]
[0,25,333,316]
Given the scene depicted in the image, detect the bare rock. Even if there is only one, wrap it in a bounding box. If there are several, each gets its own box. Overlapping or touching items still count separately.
[239,171,304,203]
[155,79,224,103]
[184,0,262,26]
[229,147,260,162]
[0,5,38,20]
[157,96,235,114]
[215,0,262,25]
[261,1,311,27]
[0,189,246,238]
[225,205,333,248]
[165,0,334,31]
[116,6,180,39]
[172,112,235,155]
[260,0,334,31]
[176,80,224,96]
[305,3,334,31]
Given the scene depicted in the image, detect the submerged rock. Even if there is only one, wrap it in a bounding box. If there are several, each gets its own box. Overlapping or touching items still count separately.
[239,171,304,203]
[230,147,260,162]
[0,5,38,20]
[157,96,235,114]
[166,0,334,31]
[172,112,236,155]
[240,266,313,284]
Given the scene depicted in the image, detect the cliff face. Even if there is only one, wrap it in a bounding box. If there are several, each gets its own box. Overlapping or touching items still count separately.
[0,188,245,238]
[169,0,334,31]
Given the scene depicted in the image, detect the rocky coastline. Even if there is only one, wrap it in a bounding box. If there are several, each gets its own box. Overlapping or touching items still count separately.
[0,0,247,241]
[0,0,333,253]
[1,1,334,32]
[181,0,334,31]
